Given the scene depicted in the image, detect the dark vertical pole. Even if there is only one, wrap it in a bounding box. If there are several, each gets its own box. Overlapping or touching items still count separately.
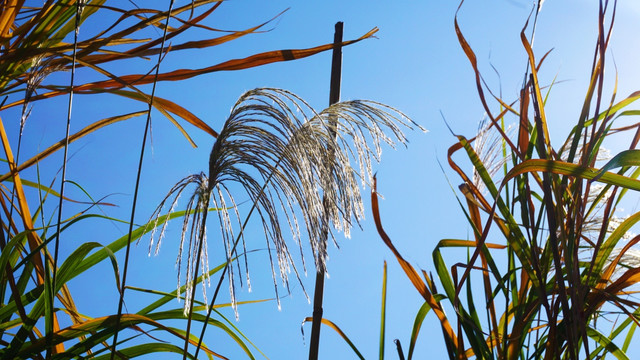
[329,22,343,106]
[308,21,343,360]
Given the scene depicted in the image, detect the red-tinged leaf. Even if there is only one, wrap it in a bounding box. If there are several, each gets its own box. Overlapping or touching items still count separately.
[518,85,531,157]
[587,269,640,315]
[68,28,380,90]
[56,55,216,141]
[454,1,518,157]
[64,2,224,68]
[372,178,428,299]
[599,235,640,289]
[79,6,280,66]
[110,89,218,139]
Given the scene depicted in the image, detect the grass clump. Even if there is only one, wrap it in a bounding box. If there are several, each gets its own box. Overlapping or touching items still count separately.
[371,1,640,359]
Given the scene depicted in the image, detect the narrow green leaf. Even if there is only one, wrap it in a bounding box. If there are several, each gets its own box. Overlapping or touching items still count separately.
[89,343,198,360]
[506,159,640,191]
[76,209,202,280]
[407,302,432,360]
[622,323,637,353]
[379,261,387,360]
[0,231,30,278]
[591,211,640,286]
[593,149,640,181]
[586,326,629,360]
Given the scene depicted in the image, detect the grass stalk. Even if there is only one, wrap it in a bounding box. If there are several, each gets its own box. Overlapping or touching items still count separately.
[182,194,211,360]
[192,170,277,359]
[109,2,176,358]
[48,2,82,358]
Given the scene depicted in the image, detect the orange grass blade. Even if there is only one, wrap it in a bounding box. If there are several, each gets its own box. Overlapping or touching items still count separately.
[111,89,217,138]
[59,54,217,141]
[592,212,640,286]
[371,175,461,356]
[454,0,518,157]
[0,116,45,284]
[598,235,640,290]
[461,184,498,344]
[0,0,25,39]
[61,28,380,91]
[302,317,365,360]
[521,20,552,156]
[78,6,280,66]
[438,239,506,249]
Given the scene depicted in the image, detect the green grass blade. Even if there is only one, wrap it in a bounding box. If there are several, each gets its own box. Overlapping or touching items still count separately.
[622,323,637,353]
[593,149,640,181]
[88,343,199,360]
[506,159,640,191]
[379,261,387,360]
[76,209,204,280]
[586,326,629,360]
[407,301,432,360]
[591,211,640,285]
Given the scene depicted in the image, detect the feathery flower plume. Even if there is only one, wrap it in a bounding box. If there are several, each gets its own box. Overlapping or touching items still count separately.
[472,118,512,195]
[149,88,425,317]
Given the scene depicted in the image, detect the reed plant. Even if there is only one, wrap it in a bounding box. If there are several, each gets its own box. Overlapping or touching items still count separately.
[0,1,388,358]
[372,0,640,359]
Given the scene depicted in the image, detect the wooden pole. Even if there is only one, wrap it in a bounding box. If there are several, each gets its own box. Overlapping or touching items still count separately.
[308,21,343,360]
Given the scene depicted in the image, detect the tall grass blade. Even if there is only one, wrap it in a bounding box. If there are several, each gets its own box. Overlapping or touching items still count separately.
[407,301,431,360]
[379,261,387,360]
[110,1,175,356]
[49,2,82,356]
[371,176,460,358]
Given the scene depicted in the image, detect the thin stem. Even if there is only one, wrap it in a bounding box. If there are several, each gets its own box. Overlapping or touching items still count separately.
[48,3,82,359]
[193,161,283,360]
[109,2,175,358]
[182,195,210,360]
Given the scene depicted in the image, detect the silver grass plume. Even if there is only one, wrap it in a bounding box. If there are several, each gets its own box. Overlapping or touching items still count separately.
[21,56,61,135]
[472,118,512,195]
[146,173,211,316]
[148,88,425,317]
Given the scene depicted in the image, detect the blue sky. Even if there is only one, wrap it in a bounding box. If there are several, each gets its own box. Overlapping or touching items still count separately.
[8,0,640,359]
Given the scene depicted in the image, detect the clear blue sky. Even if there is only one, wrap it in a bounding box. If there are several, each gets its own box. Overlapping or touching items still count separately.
[10,0,640,358]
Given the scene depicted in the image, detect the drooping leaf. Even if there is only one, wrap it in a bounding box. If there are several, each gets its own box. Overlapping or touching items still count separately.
[302,317,365,360]
[586,326,630,360]
[593,149,640,181]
